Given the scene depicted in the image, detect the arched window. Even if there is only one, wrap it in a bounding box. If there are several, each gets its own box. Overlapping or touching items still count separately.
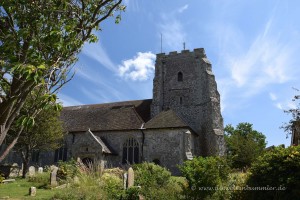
[122,138,139,164]
[178,72,183,82]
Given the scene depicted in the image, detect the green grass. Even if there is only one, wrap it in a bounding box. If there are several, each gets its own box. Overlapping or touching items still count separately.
[0,178,55,200]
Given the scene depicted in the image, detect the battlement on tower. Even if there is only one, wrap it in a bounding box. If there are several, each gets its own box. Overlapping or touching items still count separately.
[156,48,207,58]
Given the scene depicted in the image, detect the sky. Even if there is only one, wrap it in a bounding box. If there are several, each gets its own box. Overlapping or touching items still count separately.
[59,0,300,147]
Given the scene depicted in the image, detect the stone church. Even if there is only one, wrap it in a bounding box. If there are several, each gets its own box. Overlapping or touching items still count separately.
[5,48,225,175]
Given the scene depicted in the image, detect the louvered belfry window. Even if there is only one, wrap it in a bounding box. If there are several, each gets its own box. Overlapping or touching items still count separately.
[122,138,139,164]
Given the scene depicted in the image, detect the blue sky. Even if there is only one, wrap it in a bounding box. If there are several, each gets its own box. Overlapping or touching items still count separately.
[59,0,300,147]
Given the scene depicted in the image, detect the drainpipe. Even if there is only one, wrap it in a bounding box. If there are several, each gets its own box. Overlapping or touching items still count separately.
[139,123,146,161]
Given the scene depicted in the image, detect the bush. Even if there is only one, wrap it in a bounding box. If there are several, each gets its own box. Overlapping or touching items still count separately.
[244,145,300,200]
[180,156,230,200]
[100,172,123,200]
[27,172,51,189]
[57,159,79,183]
[53,165,124,200]
[122,186,140,200]
[133,162,171,187]
[133,162,181,200]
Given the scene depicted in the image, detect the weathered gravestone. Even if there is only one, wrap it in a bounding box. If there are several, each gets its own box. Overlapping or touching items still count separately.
[50,166,58,187]
[38,167,43,173]
[123,172,128,189]
[28,166,35,177]
[29,187,36,196]
[127,167,134,188]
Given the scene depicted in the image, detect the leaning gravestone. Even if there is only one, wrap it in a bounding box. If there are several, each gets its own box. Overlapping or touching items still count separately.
[29,187,36,196]
[127,167,134,188]
[50,166,58,187]
[28,166,35,177]
[38,167,43,173]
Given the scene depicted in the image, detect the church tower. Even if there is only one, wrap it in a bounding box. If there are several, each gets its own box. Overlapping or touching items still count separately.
[151,48,225,156]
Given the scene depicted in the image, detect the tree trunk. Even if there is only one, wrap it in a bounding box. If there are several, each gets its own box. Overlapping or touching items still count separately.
[21,147,31,178]
[0,126,24,162]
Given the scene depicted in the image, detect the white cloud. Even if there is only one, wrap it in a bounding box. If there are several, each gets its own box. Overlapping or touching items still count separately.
[82,42,117,72]
[58,94,83,106]
[178,4,189,13]
[118,52,156,81]
[269,92,277,101]
[221,17,299,99]
[275,102,283,110]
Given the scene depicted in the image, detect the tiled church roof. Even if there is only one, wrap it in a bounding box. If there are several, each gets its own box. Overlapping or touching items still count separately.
[61,99,152,132]
[145,109,189,129]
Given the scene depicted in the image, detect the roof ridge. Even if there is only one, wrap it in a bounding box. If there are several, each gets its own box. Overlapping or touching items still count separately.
[131,106,145,124]
[63,99,152,109]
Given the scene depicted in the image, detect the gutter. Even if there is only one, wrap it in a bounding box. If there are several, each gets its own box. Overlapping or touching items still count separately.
[139,123,146,161]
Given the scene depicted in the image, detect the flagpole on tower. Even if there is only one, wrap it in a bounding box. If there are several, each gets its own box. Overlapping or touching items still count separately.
[161,33,163,53]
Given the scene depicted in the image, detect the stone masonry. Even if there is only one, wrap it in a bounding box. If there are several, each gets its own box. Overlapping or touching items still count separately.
[151,48,225,156]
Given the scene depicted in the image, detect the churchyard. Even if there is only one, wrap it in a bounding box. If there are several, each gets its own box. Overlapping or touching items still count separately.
[1,144,299,200]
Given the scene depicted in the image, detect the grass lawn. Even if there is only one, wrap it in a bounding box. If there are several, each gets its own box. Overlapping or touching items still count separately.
[0,178,56,200]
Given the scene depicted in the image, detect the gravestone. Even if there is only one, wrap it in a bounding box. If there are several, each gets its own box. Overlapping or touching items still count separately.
[127,167,134,188]
[123,172,128,189]
[50,166,58,187]
[29,187,36,196]
[38,167,43,173]
[28,166,35,177]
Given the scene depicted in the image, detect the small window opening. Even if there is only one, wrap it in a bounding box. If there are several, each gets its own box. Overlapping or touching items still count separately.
[178,72,183,82]
[153,159,161,165]
[180,97,183,105]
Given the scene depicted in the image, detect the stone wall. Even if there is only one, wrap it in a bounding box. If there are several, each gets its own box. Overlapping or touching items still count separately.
[151,48,225,156]
[62,128,192,175]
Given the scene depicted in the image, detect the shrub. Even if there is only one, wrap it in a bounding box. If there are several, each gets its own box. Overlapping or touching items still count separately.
[179,156,230,200]
[133,162,171,187]
[244,145,300,200]
[57,159,79,183]
[122,186,140,200]
[27,172,51,189]
[100,172,123,200]
[133,162,181,200]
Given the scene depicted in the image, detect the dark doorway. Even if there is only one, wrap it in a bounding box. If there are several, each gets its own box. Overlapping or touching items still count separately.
[153,159,161,165]
[82,157,93,167]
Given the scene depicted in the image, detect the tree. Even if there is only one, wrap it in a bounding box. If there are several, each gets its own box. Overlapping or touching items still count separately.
[0,0,125,161]
[282,88,300,137]
[224,123,266,169]
[3,86,65,177]
[179,156,229,200]
[245,145,300,200]
[15,107,65,178]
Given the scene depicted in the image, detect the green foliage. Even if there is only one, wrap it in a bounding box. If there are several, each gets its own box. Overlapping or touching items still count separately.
[180,156,230,200]
[100,172,123,200]
[133,162,171,187]
[57,159,79,182]
[133,162,181,200]
[0,173,4,183]
[27,172,51,189]
[123,186,140,200]
[244,145,300,200]
[281,88,300,135]
[0,0,125,161]
[53,164,125,200]
[225,123,267,169]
